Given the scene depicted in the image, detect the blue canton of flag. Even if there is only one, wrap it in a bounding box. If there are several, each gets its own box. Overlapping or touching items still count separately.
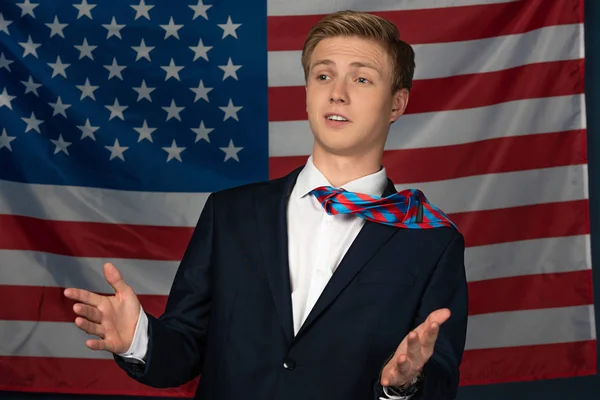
[0,0,268,192]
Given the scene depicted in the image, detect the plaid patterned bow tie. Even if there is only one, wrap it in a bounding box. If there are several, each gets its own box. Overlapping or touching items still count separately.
[310,186,458,230]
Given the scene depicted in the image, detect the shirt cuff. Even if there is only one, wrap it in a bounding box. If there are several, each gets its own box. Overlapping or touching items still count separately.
[116,304,148,364]
[380,385,414,399]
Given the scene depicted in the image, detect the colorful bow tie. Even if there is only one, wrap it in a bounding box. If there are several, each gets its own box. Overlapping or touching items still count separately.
[310,186,458,230]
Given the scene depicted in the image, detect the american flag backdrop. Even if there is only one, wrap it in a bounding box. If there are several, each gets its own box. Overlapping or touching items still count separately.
[0,0,595,396]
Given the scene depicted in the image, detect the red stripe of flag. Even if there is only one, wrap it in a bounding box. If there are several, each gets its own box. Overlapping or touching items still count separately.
[468,270,594,316]
[0,356,198,397]
[270,130,587,183]
[267,0,582,51]
[383,129,586,184]
[0,215,192,261]
[0,285,168,322]
[451,199,590,248]
[460,340,596,386]
[268,60,583,122]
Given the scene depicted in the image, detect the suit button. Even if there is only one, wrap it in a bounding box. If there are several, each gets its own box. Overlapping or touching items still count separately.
[283,358,296,370]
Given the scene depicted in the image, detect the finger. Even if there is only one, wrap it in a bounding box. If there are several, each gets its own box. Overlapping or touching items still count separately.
[381,356,402,387]
[63,288,103,307]
[382,353,413,387]
[426,308,451,326]
[394,354,412,384]
[73,303,103,324]
[406,331,422,366]
[85,339,108,351]
[103,262,130,294]
[415,308,451,337]
[74,317,105,338]
[422,320,441,349]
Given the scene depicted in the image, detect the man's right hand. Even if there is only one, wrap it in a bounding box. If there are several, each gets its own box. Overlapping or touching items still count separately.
[64,262,141,354]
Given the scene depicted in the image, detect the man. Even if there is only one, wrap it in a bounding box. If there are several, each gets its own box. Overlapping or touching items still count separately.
[64,10,468,400]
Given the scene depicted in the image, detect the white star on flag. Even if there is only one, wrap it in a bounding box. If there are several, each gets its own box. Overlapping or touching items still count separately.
[105,138,128,161]
[17,0,39,18]
[162,99,185,121]
[220,139,243,162]
[192,121,213,143]
[219,98,242,121]
[132,39,154,61]
[0,13,13,35]
[189,38,212,62]
[73,0,96,20]
[189,0,212,20]
[0,53,14,72]
[131,0,154,21]
[102,17,125,39]
[218,16,241,39]
[104,57,126,80]
[22,111,43,133]
[106,98,128,120]
[21,76,42,96]
[49,96,71,117]
[218,57,241,81]
[48,56,70,78]
[45,16,67,38]
[190,80,212,102]
[133,80,155,102]
[19,35,41,58]
[77,119,99,140]
[76,78,99,100]
[161,58,184,81]
[74,38,97,60]
[162,139,186,162]
[134,120,156,142]
[0,128,16,151]
[0,87,16,110]
[160,17,183,39]
[51,134,72,155]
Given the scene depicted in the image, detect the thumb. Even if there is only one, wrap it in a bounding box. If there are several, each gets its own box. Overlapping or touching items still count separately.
[426,308,451,325]
[103,262,129,294]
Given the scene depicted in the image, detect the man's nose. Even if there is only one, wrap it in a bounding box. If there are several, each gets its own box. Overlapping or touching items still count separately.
[329,81,348,104]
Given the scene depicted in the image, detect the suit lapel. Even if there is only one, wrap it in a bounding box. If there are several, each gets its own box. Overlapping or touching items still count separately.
[254,167,302,344]
[294,178,399,339]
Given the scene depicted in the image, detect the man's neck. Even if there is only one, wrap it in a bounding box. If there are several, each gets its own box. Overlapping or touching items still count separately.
[311,147,383,188]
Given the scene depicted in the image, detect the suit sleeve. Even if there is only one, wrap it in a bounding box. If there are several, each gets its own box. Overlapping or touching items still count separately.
[373,231,468,400]
[113,193,216,388]
[412,231,469,399]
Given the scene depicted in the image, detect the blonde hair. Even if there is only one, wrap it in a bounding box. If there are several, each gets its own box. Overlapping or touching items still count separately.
[301,10,415,94]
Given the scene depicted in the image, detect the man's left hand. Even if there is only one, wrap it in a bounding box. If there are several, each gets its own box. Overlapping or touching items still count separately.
[380,308,451,387]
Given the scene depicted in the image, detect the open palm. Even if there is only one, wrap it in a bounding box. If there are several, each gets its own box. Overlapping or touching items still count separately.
[63,262,141,354]
[380,308,451,387]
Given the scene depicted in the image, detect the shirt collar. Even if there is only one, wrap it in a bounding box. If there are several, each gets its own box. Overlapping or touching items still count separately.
[294,155,388,198]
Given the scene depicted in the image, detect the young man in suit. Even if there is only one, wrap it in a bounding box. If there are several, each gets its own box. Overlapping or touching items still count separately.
[64,10,468,400]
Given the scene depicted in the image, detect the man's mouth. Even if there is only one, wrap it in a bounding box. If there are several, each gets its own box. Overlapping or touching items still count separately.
[324,113,351,122]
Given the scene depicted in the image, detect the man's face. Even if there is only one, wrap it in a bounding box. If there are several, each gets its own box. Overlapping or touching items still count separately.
[305,36,408,158]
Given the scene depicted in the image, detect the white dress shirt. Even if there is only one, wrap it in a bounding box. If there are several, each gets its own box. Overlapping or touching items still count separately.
[119,156,410,399]
[286,155,388,335]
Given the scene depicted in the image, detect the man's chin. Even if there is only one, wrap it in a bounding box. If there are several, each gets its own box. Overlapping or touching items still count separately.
[312,140,364,158]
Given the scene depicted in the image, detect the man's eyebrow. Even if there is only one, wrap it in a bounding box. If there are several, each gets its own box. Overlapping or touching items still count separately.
[311,59,334,69]
[311,59,380,73]
[349,61,380,72]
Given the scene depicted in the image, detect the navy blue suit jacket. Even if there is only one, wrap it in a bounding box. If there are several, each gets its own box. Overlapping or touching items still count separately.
[115,166,469,399]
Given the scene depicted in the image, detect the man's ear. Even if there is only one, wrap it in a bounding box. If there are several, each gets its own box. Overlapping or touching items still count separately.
[390,88,409,123]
